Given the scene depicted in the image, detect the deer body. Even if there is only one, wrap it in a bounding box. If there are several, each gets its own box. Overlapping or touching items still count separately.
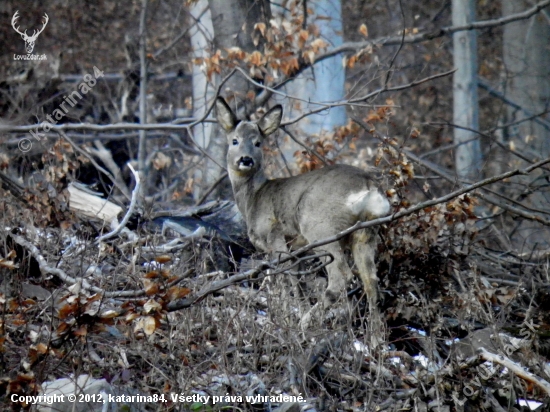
[216,97,390,327]
[232,164,386,252]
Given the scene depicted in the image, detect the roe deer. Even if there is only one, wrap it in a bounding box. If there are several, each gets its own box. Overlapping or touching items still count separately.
[215,97,390,333]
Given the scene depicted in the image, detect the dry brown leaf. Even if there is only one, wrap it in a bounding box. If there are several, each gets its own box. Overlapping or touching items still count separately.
[143,299,162,314]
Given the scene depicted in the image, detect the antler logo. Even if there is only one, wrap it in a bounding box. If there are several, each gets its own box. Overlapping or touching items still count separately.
[11,11,49,54]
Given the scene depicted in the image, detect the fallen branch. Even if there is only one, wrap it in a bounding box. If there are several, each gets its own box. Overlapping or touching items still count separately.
[10,233,193,298]
[67,184,123,223]
[11,233,103,294]
[478,347,550,396]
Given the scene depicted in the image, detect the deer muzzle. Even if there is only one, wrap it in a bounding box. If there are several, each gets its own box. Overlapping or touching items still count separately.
[237,156,255,170]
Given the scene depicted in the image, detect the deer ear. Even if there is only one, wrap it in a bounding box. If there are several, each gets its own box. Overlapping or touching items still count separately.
[258,105,282,136]
[215,97,238,132]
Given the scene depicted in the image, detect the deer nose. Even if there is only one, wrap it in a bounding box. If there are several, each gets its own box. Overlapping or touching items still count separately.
[239,157,254,167]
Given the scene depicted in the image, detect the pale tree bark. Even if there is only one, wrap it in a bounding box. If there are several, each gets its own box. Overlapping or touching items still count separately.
[209,0,271,109]
[277,0,346,135]
[196,0,271,199]
[271,0,346,172]
[502,0,550,159]
[452,0,482,181]
[189,0,215,199]
[501,0,550,248]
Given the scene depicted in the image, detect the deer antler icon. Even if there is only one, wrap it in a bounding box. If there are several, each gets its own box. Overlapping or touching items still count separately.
[12,11,49,54]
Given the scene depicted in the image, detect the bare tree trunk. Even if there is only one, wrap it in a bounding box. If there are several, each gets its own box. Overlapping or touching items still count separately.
[209,0,271,108]
[452,0,482,181]
[189,0,215,200]
[502,0,550,159]
[271,0,346,172]
[279,0,346,135]
[198,0,272,199]
[500,0,550,248]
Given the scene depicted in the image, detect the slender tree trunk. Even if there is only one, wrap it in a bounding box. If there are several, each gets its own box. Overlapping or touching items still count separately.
[189,0,215,199]
[281,0,346,136]
[452,0,482,181]
[198,0,271,199]
[209,0,271,107]
[272,0,346,170]
[500,0,550,248]
[502,0,550,158]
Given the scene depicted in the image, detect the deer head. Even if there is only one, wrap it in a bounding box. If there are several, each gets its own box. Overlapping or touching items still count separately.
[12,11,49,54]
[216,97,282,180]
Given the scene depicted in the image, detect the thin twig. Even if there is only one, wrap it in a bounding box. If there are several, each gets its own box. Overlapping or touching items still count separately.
[179,69,237,168]
[96,164,141,244]
[59,131,131,201]
[281,69,456,127]
[195,172,228,206]
[478,78,550,132]
[281,127,328,167]
[382,0,406,89]
[10,233,166,298]
[405,150,550,225]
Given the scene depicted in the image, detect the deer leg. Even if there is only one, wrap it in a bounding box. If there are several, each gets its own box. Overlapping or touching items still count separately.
[267,235,310,319]
[351,228,384,348]
[322,241,352,307]
[351,228,378,305]
[300,241,352,329]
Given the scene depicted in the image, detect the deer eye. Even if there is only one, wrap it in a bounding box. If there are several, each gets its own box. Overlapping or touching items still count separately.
[232,139,238,146]
[254,141,261,148]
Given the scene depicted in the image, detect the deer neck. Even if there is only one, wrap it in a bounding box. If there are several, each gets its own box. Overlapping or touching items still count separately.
[229,168,268,215]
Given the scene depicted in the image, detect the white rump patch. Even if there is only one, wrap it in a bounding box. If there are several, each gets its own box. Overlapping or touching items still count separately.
[346,190,390,219]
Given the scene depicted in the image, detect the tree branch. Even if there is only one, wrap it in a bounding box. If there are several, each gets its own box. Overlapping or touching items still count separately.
[95,164,141,244]
[286,156,550,258]
[59,131,132,200]
[404,150,550,225]
[478,347,550,396]
[0,122,197,133]
[280,69,455,127]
